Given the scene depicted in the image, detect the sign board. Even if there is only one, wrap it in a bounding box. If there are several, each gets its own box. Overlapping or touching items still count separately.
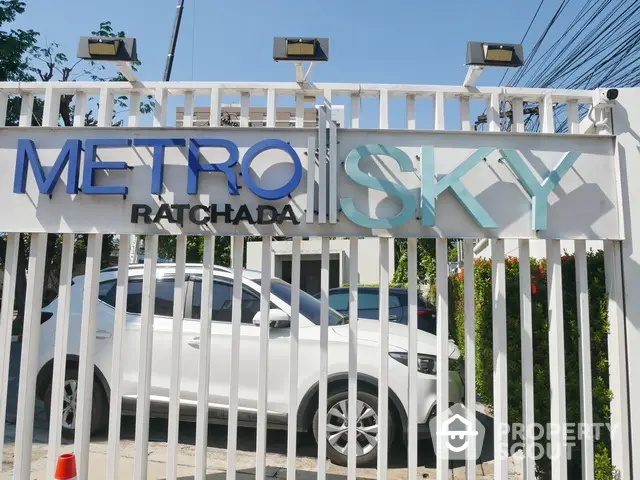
[0,127,621,239]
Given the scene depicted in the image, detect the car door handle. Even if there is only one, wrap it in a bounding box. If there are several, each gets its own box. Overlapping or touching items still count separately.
[96,330,112,339]
[187,337,200,349]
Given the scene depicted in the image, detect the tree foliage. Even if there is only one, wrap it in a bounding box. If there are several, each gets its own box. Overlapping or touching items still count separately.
[449,253,615,479]
[0,3,149,327]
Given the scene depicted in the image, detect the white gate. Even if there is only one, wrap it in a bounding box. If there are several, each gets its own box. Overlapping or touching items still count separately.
[0,80,635,479]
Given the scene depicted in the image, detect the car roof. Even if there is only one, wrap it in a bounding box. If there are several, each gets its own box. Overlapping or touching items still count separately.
[328,286,410,293]
[75,263,263,283]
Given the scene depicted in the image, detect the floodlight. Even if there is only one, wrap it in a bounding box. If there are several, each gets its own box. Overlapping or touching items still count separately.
[466,41,524,68]
[463,41,524,87]
[273,37,329,83]
[77,36,137,62]
[273,37,329,62]
[77,36,139,82]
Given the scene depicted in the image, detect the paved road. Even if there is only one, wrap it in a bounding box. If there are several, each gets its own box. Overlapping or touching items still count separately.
[2,342,521,479]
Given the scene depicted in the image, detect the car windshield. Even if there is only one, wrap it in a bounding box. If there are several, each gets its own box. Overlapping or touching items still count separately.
[256,278,346,326]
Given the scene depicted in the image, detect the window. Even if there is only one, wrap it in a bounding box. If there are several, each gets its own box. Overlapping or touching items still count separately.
[154,279,176,316]
[98,277,176,316]
[389,294,402,308]
[261,278,344,326]
[191,279,261,324]
[358,291,380,310]
[98,280,117,306]
[328,292,349,311]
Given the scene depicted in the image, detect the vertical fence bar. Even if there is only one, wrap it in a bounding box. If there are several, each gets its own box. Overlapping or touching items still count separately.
[377,237,390,476]
[434,91,445,130]
[317,107,327,224]
[166,235,187,480]
[518,240,535,480]
[106,234,132,480]
[98,87,114,127]
[295,93,304,128]
[42,87,60,127]
[379,89,389,129]
[350,93,360,128]
[133,235,159,480]
[328,115,338,224]
[127,92,140,127]
[317,237,330,478]
[0,90,8,126]
[463,239,476,480]
[324,89,332,109]
[13,233,47,479]
[19,92,34,127]
[436,238,449,480]
[407,238,418,479]
[73,90,88,127]
[512,98,524,133]
[0,233,19,473]
[286,237,302,480]
[74,234,104,478]
[568,99,579,134]
[45,234,74,479]
[540,94,554,133]
[488,93,500,132]
[227,236,245,479]
[256,237,272,478]
[209,87,221,127]
[266,88,276,127]
[182,91,195,127]
[73,91,87,127]
[153,87,168,127]
[574,240,594,480]
[406,94,416,130]
[460,96,470,131]
[240,92,250,127]
[546,239,567,479]
[604,240,631,480]
[347,237,359,480]
[306,135,317,224]
[195,236,215,479]
[491,239,508,480]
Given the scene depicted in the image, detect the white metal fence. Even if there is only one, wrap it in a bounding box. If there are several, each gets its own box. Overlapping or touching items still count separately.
[0,80,632,480]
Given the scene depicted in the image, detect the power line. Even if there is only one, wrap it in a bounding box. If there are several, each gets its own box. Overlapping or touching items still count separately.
[497,0,546,86]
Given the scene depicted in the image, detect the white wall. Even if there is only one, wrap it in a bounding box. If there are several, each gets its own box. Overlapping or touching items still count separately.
[474,239,604,259]
[614,88,640,478]
[246,238,394,285]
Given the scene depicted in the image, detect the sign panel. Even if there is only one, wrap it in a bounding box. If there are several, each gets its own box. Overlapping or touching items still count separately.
[0,127,620,239]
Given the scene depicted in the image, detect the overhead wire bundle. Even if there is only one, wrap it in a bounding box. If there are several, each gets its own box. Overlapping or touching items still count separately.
[499,0,640,132]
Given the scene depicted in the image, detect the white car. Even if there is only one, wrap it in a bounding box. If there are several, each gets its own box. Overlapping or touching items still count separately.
[36,263,464,466]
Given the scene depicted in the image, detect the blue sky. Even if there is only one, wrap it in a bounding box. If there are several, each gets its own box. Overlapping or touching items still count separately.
[9,0,587,128]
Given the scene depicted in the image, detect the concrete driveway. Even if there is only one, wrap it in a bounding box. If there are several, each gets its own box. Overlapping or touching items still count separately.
[2,341,521,479]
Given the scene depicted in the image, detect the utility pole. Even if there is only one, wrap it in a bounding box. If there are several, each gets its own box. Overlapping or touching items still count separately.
[125,0,184,264]
[164,0,185,81]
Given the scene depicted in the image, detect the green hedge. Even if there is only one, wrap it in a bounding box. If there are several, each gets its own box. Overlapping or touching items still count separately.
[449,252,615,479]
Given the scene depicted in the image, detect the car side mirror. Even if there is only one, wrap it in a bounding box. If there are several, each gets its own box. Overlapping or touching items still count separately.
[252,309,291,329]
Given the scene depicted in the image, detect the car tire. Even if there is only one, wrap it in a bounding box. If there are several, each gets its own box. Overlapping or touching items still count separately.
[312,389,392,467]
[43,365,109,440]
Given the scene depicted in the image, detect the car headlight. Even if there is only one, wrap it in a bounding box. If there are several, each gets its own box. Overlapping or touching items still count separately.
[389,352,437,375]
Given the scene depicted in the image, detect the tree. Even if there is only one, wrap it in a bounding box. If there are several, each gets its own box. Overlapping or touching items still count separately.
[0,0,37,125]
[0,3,150,327]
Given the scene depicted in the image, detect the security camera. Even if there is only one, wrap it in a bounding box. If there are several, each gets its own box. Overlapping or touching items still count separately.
[601,89,619,101]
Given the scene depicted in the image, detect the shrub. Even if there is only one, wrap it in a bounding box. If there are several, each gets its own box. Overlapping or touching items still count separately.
[449,251,614,479]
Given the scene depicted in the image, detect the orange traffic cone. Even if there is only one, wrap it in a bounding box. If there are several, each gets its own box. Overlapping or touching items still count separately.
[54,453,77,480]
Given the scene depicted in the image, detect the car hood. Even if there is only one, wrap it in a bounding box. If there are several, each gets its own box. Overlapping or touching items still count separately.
[332,319,459,359]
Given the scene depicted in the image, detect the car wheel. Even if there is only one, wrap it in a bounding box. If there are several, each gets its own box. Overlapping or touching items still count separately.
[43,365,109,439]
[312,390,391,467]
